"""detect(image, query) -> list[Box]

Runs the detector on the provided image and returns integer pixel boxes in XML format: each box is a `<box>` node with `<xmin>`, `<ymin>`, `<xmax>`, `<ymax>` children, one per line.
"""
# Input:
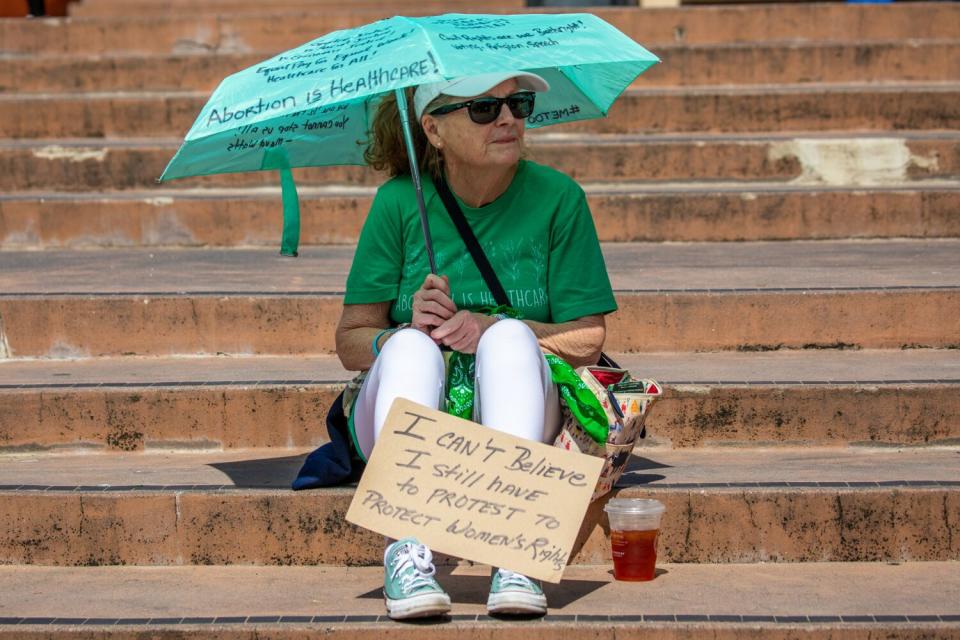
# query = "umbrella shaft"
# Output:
<box><xmin>395</xmin><ymin>88</ymin><xmax>438</xmax><ymax>275</ymax></box>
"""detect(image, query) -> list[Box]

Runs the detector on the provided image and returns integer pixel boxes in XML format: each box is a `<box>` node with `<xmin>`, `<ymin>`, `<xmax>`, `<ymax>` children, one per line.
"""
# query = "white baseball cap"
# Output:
<box><xmin>413</xmin><ymin>71</ymin><xmax>550</xmax><ymax>120</ymax></box>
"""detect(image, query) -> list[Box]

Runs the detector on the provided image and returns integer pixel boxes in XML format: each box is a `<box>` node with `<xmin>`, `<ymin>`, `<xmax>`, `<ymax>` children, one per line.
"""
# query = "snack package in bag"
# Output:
<box><xmin>554</xmin><ymin>366</ymin><xmax>662</xmax><ymax>500</ymax></box>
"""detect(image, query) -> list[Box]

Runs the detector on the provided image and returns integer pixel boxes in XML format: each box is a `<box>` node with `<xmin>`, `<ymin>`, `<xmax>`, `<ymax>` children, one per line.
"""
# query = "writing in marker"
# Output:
<box><xmin>396</xmin><ymin>448</ymin><xmax>430</xmax><ymax>470</ymax></box>
<box><xmin>505</xmin><ymin>446</ymin><xmax>587</xmax><ymax>486</ymax></box>
<box><xmin>361</xmin><ymin>489</ymin><xmax>441</xmax><ymax>528</ymax></box>
<box><xmin>485</xmin><ymin>474</ymin><xmax>547</xmax><ymax>502</ymax></box>
<box><xmin>436</xmin><ymin>432</ymin><xmax>479</xmax><ymax>456</ymax></box>
<box><xmin>392</xmin><ymin>410</ymin><xmax>434</xmax><ymax>441</ymax></box>
<box><xmin>206</xmin><ymin>96</ymin><xmax>297</xmax><ymax>127</ymax></box>
<box><xmin>431</xmin><ymin>462</ymin><xmax>485</xmax><ymax>488</ymax></box>
<box><xmin>425</xmin><ymin>488</ymin><xmax>524</xmax><ymax>520</ymax></box>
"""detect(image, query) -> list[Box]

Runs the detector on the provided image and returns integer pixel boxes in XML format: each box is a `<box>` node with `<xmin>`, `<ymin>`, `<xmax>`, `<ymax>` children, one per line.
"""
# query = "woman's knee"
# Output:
<box><xmin>378</xmin><ymin>328</ymin><xmax>444</xmax><ymax>375</ymax></box>
<box><xmin>477</xmin><ymin>318</ymin><xmax>540</xmax><ymax>362</ymax></box>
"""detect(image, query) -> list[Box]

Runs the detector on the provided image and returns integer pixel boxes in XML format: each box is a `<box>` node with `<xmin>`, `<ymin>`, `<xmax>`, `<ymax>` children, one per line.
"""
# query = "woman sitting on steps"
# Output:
<box><xmin>335</xmin><ymin>71</ymin><xmax>617</xmax><ymax>619</ymax></box>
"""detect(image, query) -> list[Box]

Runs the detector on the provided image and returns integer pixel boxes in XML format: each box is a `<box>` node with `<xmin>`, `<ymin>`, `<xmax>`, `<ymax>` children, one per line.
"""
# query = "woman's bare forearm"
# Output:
<box><xmin>336</xmin><ymin>326</ymin><xmax>388</xmax><ymax>371</ymax></box>
<box><xmin>335</xmin><ymin>302</ymin><xmax>391</xmax><ymax>371</ymax></box>
<box><xmin>522</xmin><ymin>314</ymin><xmax>606</xmax><ymax>368</ymax></box>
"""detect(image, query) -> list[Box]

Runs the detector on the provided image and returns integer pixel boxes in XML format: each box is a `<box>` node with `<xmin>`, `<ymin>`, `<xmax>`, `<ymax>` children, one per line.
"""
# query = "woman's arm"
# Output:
<box><xmin>336</xmin><ymin>275</ymin><xmax>459</xmax><ymax>371</ymax></box>
<box><xmin>335</xmin><ymin>302</ymin><xmax>391</xmax><ymax>371</ymax></box>
<box><xmin>523</xmin><ymin>313</ymin><xmax>606</xmax><ymax>369</ymax></box>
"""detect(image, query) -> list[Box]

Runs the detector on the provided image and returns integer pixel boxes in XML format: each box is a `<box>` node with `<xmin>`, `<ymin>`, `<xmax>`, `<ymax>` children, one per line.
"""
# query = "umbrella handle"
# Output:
<box><xmin>395</xmin><ymin>88</ymin><xmax>438</xmax><ymax>275</ymax></box>
<box><xmin>279</xmin><ymin>167</ymin><xmax>301</xmax><ymax>257</ymax></box>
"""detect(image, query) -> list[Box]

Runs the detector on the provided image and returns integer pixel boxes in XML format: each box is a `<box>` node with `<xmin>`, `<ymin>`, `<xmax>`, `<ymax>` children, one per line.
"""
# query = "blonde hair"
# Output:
<box><xmin>363</xmin><ymin>88</ymin><xmax>445</xmax><ymax>181</ymax></box>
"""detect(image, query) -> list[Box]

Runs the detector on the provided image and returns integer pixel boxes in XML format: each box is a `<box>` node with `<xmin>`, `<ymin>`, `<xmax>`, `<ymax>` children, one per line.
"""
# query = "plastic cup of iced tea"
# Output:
<box><xmin>603</xmin><ymin>498</ymin><xmax>665</xmax><ymax>582</ymax></box>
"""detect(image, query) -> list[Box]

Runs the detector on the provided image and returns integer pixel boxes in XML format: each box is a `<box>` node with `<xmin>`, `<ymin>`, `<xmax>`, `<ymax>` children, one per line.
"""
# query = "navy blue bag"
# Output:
<box><xmin>291</xmin><ymin>392</ymin><xmax>365</xmax><ymax>490</ymax></box>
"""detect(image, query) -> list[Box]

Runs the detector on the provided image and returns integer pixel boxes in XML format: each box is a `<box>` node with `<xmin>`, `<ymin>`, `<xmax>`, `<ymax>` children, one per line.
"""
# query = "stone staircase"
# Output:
<box><xmin>0</xmin><ymin>0</ymin><xmax>959</xmax><ymax>637</ymax></box>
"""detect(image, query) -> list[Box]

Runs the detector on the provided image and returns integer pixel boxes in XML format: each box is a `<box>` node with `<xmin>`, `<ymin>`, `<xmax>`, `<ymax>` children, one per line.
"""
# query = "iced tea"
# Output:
<box><xmin>610</xmin><ymin>528</ymin><xmax>659</xmax><ymax>581</ymax></box>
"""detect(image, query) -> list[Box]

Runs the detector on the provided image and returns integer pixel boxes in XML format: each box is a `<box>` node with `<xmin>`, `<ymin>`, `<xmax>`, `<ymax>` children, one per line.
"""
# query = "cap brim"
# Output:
<box><xmin>414</xmin><ymin>71</ymin><xmax>550</xmax><ymax>120</ymax></box>
<box><xmin>441</xmin><ymin>71</ymin><xmax>550</xmax><ymax>97</ymax></box>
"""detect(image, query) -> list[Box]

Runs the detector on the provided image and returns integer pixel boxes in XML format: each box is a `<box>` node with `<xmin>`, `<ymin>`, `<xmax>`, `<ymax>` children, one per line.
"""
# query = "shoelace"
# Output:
<box><xmin>389</xmin><ymin>543</ymin><xmax>437</xmax><ymax>592</ymax></box>
<box><xmin>497</xmin><ymin>569</ymin><xmax>538</xmax><ymax>590</ymax></box>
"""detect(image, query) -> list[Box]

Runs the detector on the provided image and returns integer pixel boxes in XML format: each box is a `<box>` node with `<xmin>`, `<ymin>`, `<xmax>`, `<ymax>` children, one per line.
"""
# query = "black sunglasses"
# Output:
<box><xmin>428</xmin><ymin>91</ymin><xmax>536</xmax><ymax>124</ymax></box>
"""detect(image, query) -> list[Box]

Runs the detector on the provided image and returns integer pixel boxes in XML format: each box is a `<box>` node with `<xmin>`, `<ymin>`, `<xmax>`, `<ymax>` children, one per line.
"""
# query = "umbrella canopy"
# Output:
<box><xmin>160</xmin><ymin>13</ymin><xmax>660</xmax><ymax>255</ymax></box>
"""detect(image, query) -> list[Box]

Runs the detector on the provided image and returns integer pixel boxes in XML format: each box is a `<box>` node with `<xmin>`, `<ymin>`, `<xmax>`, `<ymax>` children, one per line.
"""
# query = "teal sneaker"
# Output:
<box><xmin>383</xmin><ymin>538</ymin><xmax>451</xmax><ymax>620</ymax></box>
<box><xmin>487</xmin><ymin>568</ymin><xmax>548</xmax><ymax>615</ymax></box>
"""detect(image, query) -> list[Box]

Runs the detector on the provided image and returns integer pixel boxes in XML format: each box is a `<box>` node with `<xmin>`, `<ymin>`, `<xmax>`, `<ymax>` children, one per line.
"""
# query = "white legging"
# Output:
<box><xmin>353</xmin><ymin>319</ymin><xmax>562</xmax><ymax>460</ymax></box>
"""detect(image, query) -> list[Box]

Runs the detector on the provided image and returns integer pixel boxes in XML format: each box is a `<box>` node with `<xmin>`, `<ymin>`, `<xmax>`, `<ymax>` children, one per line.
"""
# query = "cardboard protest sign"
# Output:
<box><xmin>346</xmin><ymin>398</ymin><xmax>603</xmax><ymax>583</ymax></box>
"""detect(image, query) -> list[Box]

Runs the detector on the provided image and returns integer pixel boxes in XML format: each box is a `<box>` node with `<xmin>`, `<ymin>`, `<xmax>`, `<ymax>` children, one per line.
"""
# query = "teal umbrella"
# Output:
<box><xmin>159</xmin><ymin>13</ymin><xmax>660</xmax><ymax>258</ymax></box>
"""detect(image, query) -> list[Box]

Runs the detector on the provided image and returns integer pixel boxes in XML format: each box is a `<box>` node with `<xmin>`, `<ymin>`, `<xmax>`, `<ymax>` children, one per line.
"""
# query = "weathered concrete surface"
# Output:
<box><xmin>68</xmin><ymin>0</ymin><xmax>523</xmax><ymax>17</ymax></box>
<box><xmin>0</xmin><ymin>296</ymin><xmax>344</xmax><ymax>357</ymax></box>
<box><xmin>606</xmin><ymin>290</ymin><xmax>960</xmax><ymax>353</ymax></box>
<box><xmin>2</xmin><ymin>241</ymin><xmax>959</xmax><ymax>295</ymax></box>
<box><xmin>3</xmin><ymin>134</ymin><xmax>956</xmax><ymax>190</ymax></box>
<box><xmin>5</xmin><ymin>41</ymin><xmax>959</xmax><ymax>93</ymax></box>
<box><xmin>0</xmin><ymin>189</ymin><xmax>373</xmax><ymax>247</ymax></box>
<box><xmin>2</xmin><ymin>349</ymin><xmax>958</xmax><ymax>387</ymax></box>
<box><xmin>4</xmin><ymin>240</ymin><xmax>960</xmax><ymax>358</ymax></box>
<box><xmin>647</xmin><ymin>40</ymin><xmax>960</xmax><ymax>86</ymax></box>
<box><xmin>4</xmin><ymin>627</ymin><xmax>959</xmax><ymax>640</ymax></box>
<box><xmin>647</xmin><ymin>385</ymin><xmax>960</xmax><ymax>448</ymax></box>
<box><xmin>3</xmin><ymin>86</ymin><xmax>958</xmax><ymax>138</ymax></box>
<box><xmin>763</xmin><ymin>137</ymin><xmax>956</xmax><ymax>186</ymax></box>
<box><xmin>0</xmin><ymin>485</ymin><xmax>956</xmax><ymax>565</ymax></box>
<box><xmin>0</xmin><ymin>386</ymin><xmax>343</xmax><ymax>451</ymax></box>
<box><xmin>1</xmin><ymin>290</ymin><xmax>957</xmax><ymax>357</ymax></box>
<box><xmin>1</xmin><ymin>349</ymin><xmax>956</xmax><ymax>450</ymax></box>
<box><xmin>3</xmin><ymin>186</ymin><xmax>958</xmax><ymax>247</ymax></box>
<box><xmin>0</xmin><ymin>2</ymin><xmax>956</xmax><ymax>636</ymax></box>
<box><xmin>2</xmin><ymin>447</ymin><xmax>958</xmax><ymax>489</ymax></box>
<box><xmin>4</xmin><ymin>625</ymin><xmax>959</xmax><ymax>640</ymax></box>
<box><xmin>2</xmin><ymin>4</ymin><xmax>958</xmax><ymax>54</ymax></box>
<box><xmin>0</xmin><ymin>562</ymin><xmax>958</xmax><ymax>622</ymax></box>
<box><xmin>0</xmin><ymin>354</ymin><xmax>352</xmax><ymax>386</ymax></box>
<box><xmin>1</xmin><ymin>383</ymin><xmax>957</xmax><ymax>451</ymax></box>
<box><xmin>569</xmin><ymin>85</ymin><xmax>960</xmax><ymax>136</ymax></box>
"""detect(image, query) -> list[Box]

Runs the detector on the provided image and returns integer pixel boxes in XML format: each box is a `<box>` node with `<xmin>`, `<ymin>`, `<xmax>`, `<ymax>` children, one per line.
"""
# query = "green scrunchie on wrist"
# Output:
<box><xmin>371</xmin><ymin>327</ymin><xmax>394</xmax><ymax>357</ymax></box>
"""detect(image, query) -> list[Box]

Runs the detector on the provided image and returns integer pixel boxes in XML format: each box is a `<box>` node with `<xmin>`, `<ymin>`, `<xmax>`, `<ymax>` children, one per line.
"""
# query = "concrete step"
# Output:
<box><xmin>4</xmin><ymin>240</ymin><xmax>958</xmax><ymax>297</ymax></box>
<box><xmin>4</xmin><ymin>133</ymin><xmax>958</xmax><ymax>191</ymax></box>
<box><xmin>0</xmin><ymin>241</ymin><xmax>957</xmax><ymax>356</ymax></box>
<box><xmin>3</xmin><ymin>184</ymin><xmax>959</xmax><ymax>248</ymax></box>
<box><xmin>0</xmin><ymin>563</ymin><xmax>957</xmax><ymax>636</ymax></box>
<box><xmin>3</xmin><ymin>287</ymin><xmax>951</xmax><ymax>356</ymax></box>
<box><xmin>2</xmin><ymin>84</ymin><xmax>958</xmax><ymax>138</ymax></box>
<box><xmin>5</xmin><ymin>40</ymin><xmax>959</xmax><ymax>93</ymax></box>
<box><xmin>68</xmin><ymin>0</ymin><xmax>525</xmax><ymax>18</ymax></box>
<box><xmin>0</xmin><ymin>447</ymin><xmax>958</xmax><ymax>565</ymax></box>
<box><xmin>2</xmin><ymin>4</ymin><xmax>958</xmax><ymax>55</ymax></box>
<box><xmin>5</xmin><ymin>444</ymin><xmax>960</xmax><ymax>487</ymax></box>
<box><xmin>1</xmin><ymin>350</ymin><xmax>957</xmax><ymax>451</ymax></box>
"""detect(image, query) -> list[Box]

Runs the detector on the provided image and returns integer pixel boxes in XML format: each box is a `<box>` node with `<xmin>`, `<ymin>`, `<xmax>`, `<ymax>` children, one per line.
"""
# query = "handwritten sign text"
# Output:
<box><xmin>346</xmin><ymin>398</ymin><xmax>603</xmax><ymax>583</ymax></box>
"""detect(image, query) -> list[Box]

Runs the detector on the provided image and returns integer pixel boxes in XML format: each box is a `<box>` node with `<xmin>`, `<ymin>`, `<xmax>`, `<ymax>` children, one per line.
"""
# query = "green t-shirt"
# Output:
<box><xmin>344</xmin><ymin>160</ymin><xmax>617</xmax><ymax>324</ymax></box>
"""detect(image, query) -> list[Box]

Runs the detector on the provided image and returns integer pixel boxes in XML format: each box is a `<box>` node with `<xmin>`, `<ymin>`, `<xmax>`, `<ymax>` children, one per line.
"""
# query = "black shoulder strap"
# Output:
<box><xmin>434</xmin><ymin>174</ymin><xmax>510</xmax><ymax>307</ymax></box>
<box><xmin>434</xmin><ymin>174</ymin><xmax>615</xmax><ymax>370</ymax></box>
